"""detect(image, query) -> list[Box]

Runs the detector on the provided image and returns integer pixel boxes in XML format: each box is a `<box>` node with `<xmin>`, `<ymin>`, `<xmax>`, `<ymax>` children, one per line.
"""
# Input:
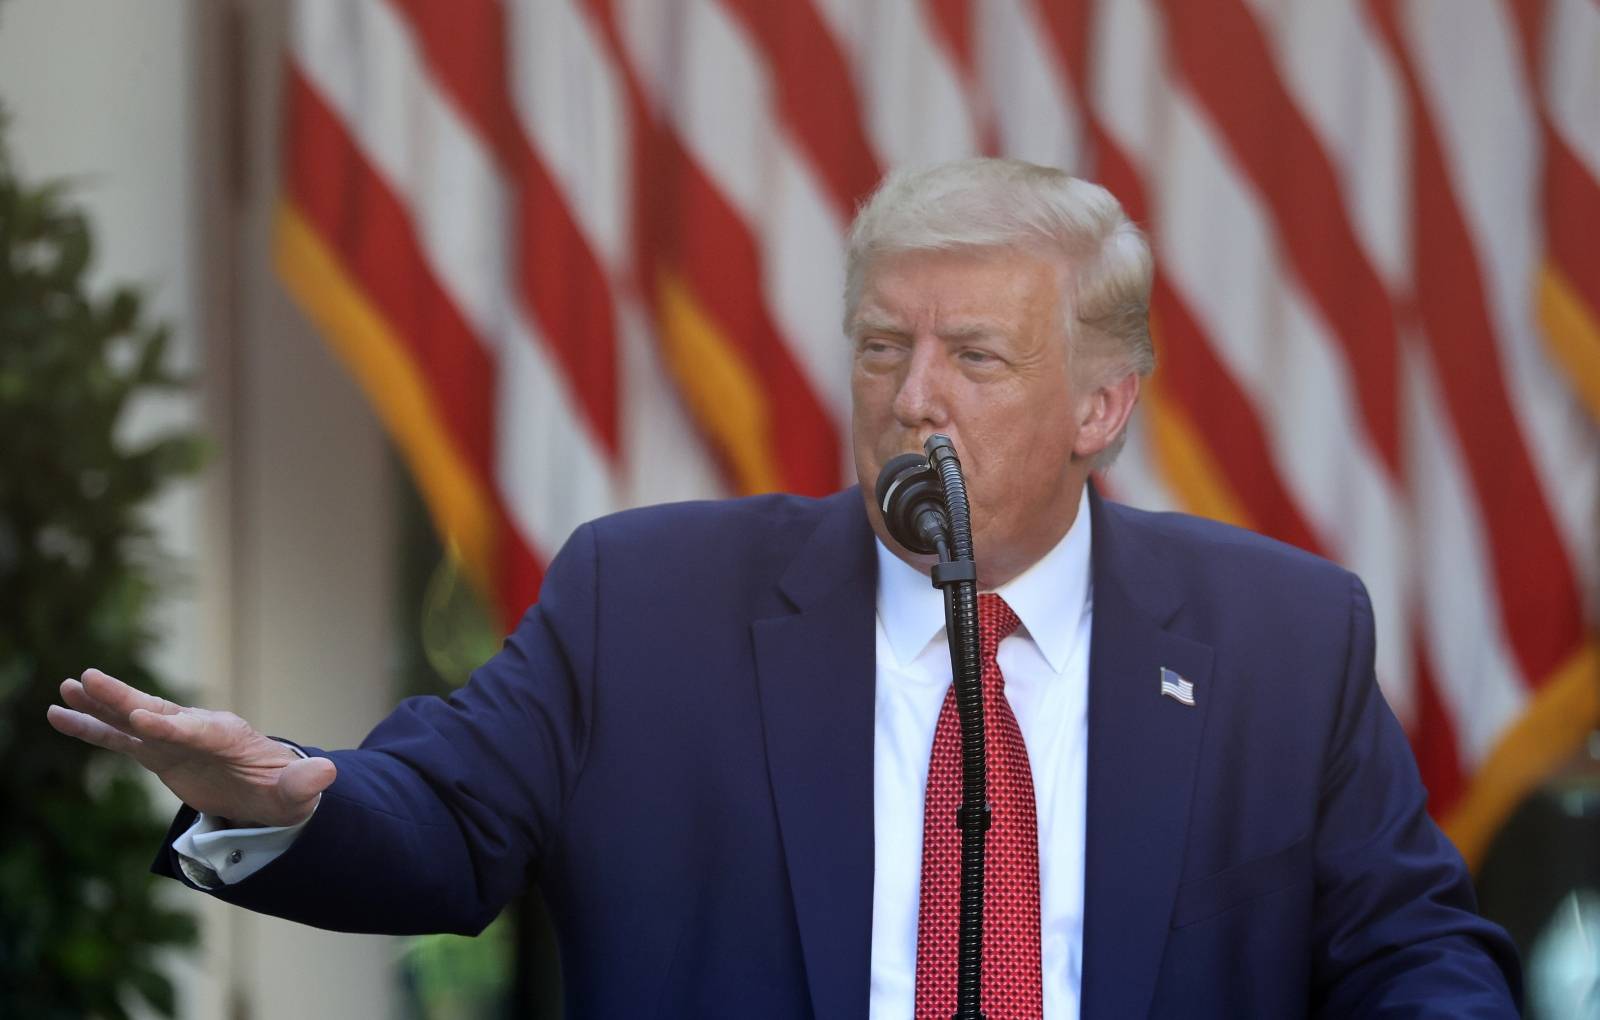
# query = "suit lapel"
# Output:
<box><xmin>750</xmin><ymin>486</ymin><xmax>1213</xmax><ymax>1018</ymax></box>
<box><xmin>753</xmin><ymin>491</ymin><xmax>878</xmax><ymax>1020</ymax></box>
<box><xmin>1079</xmin><ymin>490</ymin><xmax>1214</xmax><ymax>1019</ymax></box>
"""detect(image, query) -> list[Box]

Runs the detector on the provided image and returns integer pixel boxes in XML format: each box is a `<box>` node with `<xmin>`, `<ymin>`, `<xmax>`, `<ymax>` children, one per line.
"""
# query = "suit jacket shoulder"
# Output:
<box><xmin>1087</xmin><ymin>494</ymin><xmax>1519</xmax><ymax>1016</ymax></box>
<box><xmin>583</xmin><ymin>489</ymin><xmax>852</xmax><ymax>590</ymax></box>
<box><xmin>1092</xmin><ymin>497</ymin><xmax>1367</xmax><ymax>718</ymax></box>
<box><xmin>1096</xmin><ymin>497</ymin><xmax>1356</xmax><ymax>618</ymax></box>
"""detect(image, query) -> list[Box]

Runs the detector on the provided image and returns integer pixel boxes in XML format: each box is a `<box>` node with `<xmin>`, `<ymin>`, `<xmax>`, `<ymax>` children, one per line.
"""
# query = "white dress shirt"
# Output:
<box><xmin>870</xmin><ymin>487</ymin><xmax>1092</xmax><ymax>1020</ymax></box>
<box><xmin>172</xmin><ymin>741</ymin><xmax>315</xmax><ymax>888</ymax></box>
<box><xmin>178</xmin><ymin>490</ymin><xmax>1095</xmax><ymax>1018</ymax></box>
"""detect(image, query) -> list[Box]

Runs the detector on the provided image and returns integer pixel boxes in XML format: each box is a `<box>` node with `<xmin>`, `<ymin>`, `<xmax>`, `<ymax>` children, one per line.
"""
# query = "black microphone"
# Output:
<box><xmin>875</xmin><ymin>452</ymin><xmax>949</xmax><ymax>556</ymax></box>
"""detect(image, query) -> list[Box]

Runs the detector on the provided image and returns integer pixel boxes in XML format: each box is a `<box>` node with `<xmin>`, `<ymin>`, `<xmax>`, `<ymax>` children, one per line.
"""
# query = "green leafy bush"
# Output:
<box><xmin>0</xmin><ymin>115</ymin><xmax>204</xmax><ymax>1017</ymax></box>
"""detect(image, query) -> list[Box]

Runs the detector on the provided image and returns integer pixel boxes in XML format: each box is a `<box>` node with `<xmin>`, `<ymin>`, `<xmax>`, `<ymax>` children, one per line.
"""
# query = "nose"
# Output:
<box><xmin>891</xmin><ymin>338</ymin><xmax>952</xmax><ymax>430</ymax></box>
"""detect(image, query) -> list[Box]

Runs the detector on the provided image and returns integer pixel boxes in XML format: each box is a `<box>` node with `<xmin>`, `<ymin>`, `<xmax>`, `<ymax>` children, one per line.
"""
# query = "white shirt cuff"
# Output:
<box><xmin>171</xmin><ymin>741</ymin><xmax>320</xmax><ymax>889</ymax></box>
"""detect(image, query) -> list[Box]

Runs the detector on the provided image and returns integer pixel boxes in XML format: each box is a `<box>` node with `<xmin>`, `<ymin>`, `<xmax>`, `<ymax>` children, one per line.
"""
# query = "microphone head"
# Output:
<box><xmin>874</xmin><ymin>453</ymin><xmax>929</xmax><ymax>512</ymax></box>
<box><xmin>875</xmin><ymin>453</ymin><xmax>946</xmax><ymax>555</ymax></box>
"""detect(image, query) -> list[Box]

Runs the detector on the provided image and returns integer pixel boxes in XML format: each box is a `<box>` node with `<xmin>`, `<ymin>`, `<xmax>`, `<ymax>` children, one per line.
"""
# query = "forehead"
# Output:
<box><xmin>850</xmin><ymin>247</ymin><xmax>1065</xmax><ymax>334</ymax></box>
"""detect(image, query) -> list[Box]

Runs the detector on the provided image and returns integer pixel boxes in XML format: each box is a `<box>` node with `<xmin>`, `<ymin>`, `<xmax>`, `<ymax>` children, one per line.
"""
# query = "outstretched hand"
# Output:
<box><xmin>46</xmin><ymin>668</ymin><xmax>336</xmax><ymax>827</ymax></box>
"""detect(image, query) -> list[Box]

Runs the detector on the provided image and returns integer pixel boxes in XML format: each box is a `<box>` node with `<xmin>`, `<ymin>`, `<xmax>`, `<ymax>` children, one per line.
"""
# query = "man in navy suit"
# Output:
<box><xmin>50</xmin><ymin>159</ymin><xmax>1518</xmax><ymax>1017</ymax></box>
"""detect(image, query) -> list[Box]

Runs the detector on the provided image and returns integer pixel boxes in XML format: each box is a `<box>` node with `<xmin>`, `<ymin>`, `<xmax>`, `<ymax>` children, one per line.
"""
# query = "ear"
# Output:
<box><xmin>1072</xmin><ymin>371</ymin><xmax>1141</xmax><ymax>460</ymax></box>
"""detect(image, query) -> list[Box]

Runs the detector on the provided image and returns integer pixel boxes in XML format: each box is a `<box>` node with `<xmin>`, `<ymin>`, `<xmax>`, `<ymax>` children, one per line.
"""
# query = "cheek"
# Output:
<box><xmin>963</xmin><ymin>414</ymin><xmax>1068</xmax><ymax>509</ymax></box>
<box><xmin>851</xmin><ymin>368</ymin><xmax>901</xmax><ymax>427</ymax></box>
<box><xmin>849</xmin><ymin>360</ymin><xmax>877</xmax><ymax>401</ymax></box>
<box><xmin>850</xmin><ymin>379</ymin><xmax>893</xmax><ymax>461</ymax></box>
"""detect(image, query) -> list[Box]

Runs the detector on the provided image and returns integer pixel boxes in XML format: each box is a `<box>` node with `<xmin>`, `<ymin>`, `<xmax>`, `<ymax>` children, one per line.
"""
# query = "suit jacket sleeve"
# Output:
<box><xmin>151</xmin><ymin>521</ymin><xmax>602</xmax><ymax>936</ymax></box>
<box><xmin>1310</xmin><ymin>575</ymin><xmax>1521</xmax><ymax>1016</ymax></box>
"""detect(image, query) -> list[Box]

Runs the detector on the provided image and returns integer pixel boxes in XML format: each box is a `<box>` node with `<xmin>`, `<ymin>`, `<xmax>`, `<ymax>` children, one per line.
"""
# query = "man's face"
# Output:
<box><xmin>850</xmin><ymin>246</ymin><xmax>1100</xmax><ymax>586</ymax></box>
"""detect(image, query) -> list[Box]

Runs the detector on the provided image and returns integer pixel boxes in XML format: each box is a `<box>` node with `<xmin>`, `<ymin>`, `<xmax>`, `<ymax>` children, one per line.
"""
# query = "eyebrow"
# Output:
<box><xmin>847</xmin><ymin>314</ymin><xmax>907</xmax><ymax>338</ymax></box>
<box><xmin>939</xmin><ymin>324</ymin><xmax>1003</xmax><ymax>342</ymax></box>
<box><xmin>848</xmin><ymin>316</ymin><xmax>1007</xmax><ymax>342</ymax></box>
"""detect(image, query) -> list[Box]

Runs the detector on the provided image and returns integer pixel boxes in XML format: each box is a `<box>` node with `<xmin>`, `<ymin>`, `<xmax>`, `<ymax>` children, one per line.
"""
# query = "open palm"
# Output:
<box><xmin>46</xmin><ymin>668</ymin><xmax>335</xmax><ymax>827</ymax></box>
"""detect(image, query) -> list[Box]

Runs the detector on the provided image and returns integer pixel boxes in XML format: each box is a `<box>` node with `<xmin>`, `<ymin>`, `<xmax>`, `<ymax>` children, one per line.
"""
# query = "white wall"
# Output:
<box><xmin>0</xmin><ymin>1</ymin><xmax>400</xmax><ymax>1017</ymax></box>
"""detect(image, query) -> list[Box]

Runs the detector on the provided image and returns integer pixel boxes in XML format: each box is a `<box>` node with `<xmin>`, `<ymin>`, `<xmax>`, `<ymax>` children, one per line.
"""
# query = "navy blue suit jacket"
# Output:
<box><xmin>158</xmin><ymin>486</ymin><xmax>1519</xmax><ymax>1017</ymax></box>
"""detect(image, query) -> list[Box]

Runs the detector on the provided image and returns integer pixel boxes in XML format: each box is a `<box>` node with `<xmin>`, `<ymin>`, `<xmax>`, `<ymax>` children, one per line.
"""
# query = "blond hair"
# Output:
<box><xmin>845</xmin><ymin>159</ymin><xmax>1155</xmax><ymax>462</ymax></box>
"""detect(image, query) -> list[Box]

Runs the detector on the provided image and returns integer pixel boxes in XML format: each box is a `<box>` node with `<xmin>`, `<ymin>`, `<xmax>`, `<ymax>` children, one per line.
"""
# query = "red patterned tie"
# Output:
<box><xmin>914</xmin><ymin>593</ymin><xmax>1043</xmax><ymax>1019</ymax></box>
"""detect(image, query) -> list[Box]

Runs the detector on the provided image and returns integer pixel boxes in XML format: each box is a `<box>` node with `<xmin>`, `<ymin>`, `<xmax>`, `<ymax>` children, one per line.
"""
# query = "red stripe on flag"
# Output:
<box><xmin>1501</xmin><ymin>0</ymin><xmax>1600</xmax><ymax>318</ymax></box>
<box><xmin>1544</xmin><ymin>141</ymin><xmax>1600</xmax><ymax>318</ymax></box>
<box><xmin>496</xmin><ymin>509</ymin><xmax>546</xmax><ymax>629</ymax></box>
<box><xmin>925</xmin><ymin>0</ymin><xmax>1000</xmax><ymax>156</ymax></box>
<box><xmin>1365</xmin><ymin>0</ymin><xmax>1584</xmax><ymax>686</ymax></box>
<box><xmin>1411</xmin><ymin>640</ymin><xmax>1466</xmax><ymax>819</ymax></box>
<box><xmin>385</xmin><ymin>0</ymin><xmax>517</xmax><ymax>163</ymax></box>
<box><xmin>389</xmin><ymin>0</ymin><xmax>623</xmax><ymax>457</ymax></box>
<box><xmin>720</xmin><ymin>0</ymin><xmax>883</xmax><ymax>219</ymax></box>
<box><xmin>1037</xmin><ymin>1</ymin><xmax>1323</xmax><ymax>554</ymax></box>
<box><xmin>925</xmin><ymin>0</ymin><xmax>976</xmax><ymax>75</ymax></box>
<box><xmin>646</xmin><ymin>129</ymin><xmax>845</xmax><ymax>496</ymax></box>
<box><xmin>587</xmin><ymin>0</ymin><xmax>844</xmax><ymax>496</ymax></box>
<box><xmin>287</xmin><ymin>65</ymin><xmax>547</xmax><ymax>617</ymax></box>
<box><xmin>513</xmin><ymin>145</ymin><xmax>625</xmax><ymax>454</ymax></box>
<box><xmin>1499</xmin><ymin>0</ymin><xmax>1545</xmax><ymax>106</ymax></box>
<box><xmin>1030</xmin><ymin>0</ymin><xmax>1092</xmax><ymax>98</ymax></box>
<box><xmin>284</xmin><ymin>67</ymin><xmax>496</xmax><ymax>485</ymax></box>
<box><xmin>1159</xmin><ymin>0</ymin><xmax>1403</xmax><ymax>476</ymax></box>
<box><xmin>1151</xmin><ymin>275</ymin><xmax>1323</xmax><ymax>554</ymax></box>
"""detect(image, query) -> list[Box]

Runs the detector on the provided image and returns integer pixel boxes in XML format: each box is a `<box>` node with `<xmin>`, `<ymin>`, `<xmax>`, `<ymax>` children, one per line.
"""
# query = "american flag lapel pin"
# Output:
<box><xmin>1159</xmin><ymin>666</ymin><xmax>1196</xmax><ymax>707</ymax></box>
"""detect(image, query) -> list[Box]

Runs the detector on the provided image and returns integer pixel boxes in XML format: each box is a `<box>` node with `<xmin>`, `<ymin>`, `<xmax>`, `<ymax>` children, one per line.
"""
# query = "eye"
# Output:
<box><xmin>958</xmin><ymin>348</ymin><xmax>998</xmax><ymax>365</ymax></box>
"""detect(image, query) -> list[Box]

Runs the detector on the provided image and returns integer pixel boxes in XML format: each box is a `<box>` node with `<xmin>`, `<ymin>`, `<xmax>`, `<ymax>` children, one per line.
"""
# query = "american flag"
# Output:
<box><xmin>1159</xmin><ymin>668</ymin><xmax>1196</xmax><ymax>708</ymax></box>
<box><xmin>275</xmin><ymin>0</ymin><xmax>1599</xmax><ymax>870</ymax></box>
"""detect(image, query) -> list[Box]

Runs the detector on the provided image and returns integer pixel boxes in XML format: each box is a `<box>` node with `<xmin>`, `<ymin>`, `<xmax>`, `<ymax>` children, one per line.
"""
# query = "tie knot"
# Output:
<box><xmin>978</xmin><ymin>592</ymin><xmax>1022</xmax><ymax>653</ymax></box>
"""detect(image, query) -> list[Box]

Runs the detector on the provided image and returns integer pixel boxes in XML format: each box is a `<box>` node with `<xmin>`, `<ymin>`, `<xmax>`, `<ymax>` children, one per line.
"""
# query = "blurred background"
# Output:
<box><xmin>0</xmin><ymin>0</ymin><xmax>1595</xmax><ymax>1017</ymax></box>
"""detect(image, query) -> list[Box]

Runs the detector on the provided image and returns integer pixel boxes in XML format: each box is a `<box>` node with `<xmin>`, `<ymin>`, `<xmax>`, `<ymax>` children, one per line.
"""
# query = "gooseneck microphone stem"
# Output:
<box><xmin>874</xmin><ymin>437</ymin><xmax>988</xmax><ymax>1020</ymax></box>
<box><xmin>925</xmin><ymin>436</ymin><xmax>987</xmax><ymax>1020</ymax></box>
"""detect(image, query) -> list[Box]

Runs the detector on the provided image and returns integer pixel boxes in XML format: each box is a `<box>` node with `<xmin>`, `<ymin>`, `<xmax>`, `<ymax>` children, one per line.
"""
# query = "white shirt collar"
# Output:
<box><xmin>874</xmin><ymin>486</ymin><xmax>1094</xmax><ymax>673</ymax></box>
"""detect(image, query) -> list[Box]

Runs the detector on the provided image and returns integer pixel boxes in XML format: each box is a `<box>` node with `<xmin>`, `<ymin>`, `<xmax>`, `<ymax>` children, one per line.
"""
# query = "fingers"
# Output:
<box><xmin>46</xmin><ymin>704</ymin><xmax>145</xmax><ymax>756</ymax></box>
<box><xmin>80</xmin><ymin>667</ymin><xmax>182</xmax><ymax>720</ymax></box>
<box><xmin>61</xmin><ymin>678</ymin><xmax>136</xmax><ymax>734</ymax></box>
<box><xmin>126</xmin><ymin>707</ymin><xmax>212</xmax><ymax>747</ymax></box>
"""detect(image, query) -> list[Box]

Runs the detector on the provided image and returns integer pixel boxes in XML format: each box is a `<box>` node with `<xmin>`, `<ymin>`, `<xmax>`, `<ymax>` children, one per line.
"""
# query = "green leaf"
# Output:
<box><xmin>0</xmin><ymin>118</ymin><xmax>199</xmax><ymax>1015</ymax></box>
<box><xmin>48</xmin><ymin>212</ymin><xmax>91</xmax><ymax>284</ymax></box>
<box><xmin>105</xmin><ymin>287</ymin><xmax>140</xmax><ymax>334</ymax></box>
<box><xmin>130</xmin><ymin>966</ymin><xmax>178</xmax><ymax>1016</ymax></box>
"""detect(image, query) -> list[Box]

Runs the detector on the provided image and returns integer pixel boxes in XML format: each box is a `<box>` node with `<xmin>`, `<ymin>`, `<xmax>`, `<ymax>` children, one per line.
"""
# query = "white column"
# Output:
<box><xmin>0</xmin><ymin>1</ymin><xmax>401</xmax><ymax>1017</ymax></box>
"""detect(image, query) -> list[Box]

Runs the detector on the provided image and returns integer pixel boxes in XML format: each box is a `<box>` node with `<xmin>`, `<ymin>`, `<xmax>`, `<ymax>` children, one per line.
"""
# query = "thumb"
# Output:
<box><xmin>276</xmin><ymin>756</ymin><xmax>337</xmax><ymax>812</ymax></box>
